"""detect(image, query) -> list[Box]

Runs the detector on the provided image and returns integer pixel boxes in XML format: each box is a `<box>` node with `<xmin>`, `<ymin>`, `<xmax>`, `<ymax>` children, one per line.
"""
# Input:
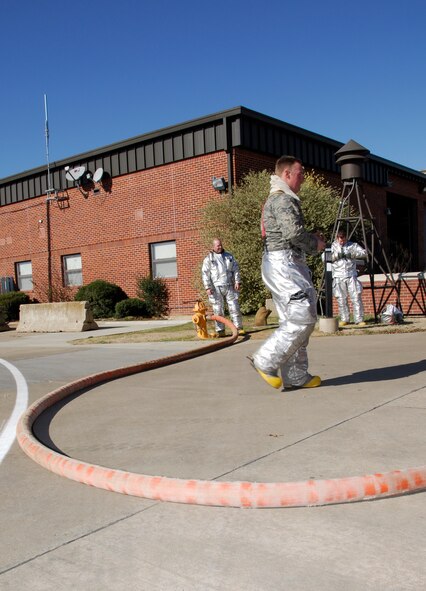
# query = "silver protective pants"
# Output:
<box><xmin>253</xmin><ymin>250</ymin><xmax>317</xmax><ymax>386</ymax></box>
<box><xmin>333</xmin><ymin>276</ymin><xmax>364</xmax><ymax>323</ymax></box>
<box><xmin>208</xmin><ymin>285</ymin><xmax>243</xmax><ymax>331</ymax></box>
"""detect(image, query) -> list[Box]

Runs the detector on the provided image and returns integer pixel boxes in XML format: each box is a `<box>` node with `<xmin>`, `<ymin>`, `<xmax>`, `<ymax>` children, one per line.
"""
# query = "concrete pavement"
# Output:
<box><xmin>0</xmin><ymin>320</ymin><xmax>425</xmax><ymax>589</ymax></box>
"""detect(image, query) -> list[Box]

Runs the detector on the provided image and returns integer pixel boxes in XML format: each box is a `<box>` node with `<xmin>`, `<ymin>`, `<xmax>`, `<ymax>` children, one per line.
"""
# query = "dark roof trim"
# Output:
<box><xmin>1</xmin><ymin>107</ymin><xmax>425</xmax><ymax>206</ymax></box>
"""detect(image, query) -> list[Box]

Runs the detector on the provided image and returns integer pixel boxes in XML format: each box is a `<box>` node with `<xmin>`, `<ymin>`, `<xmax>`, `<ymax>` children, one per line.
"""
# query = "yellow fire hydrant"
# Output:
<box><xmin>192</xmin><ymin>300</ymin><xmax>210</xmax><ymax>339</ymax></box>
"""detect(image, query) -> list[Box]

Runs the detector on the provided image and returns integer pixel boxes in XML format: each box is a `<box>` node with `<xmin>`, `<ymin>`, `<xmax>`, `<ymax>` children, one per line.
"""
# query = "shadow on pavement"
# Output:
<box><xmin>325</xmin><ymin>359</ymin><xmax>426</xmax><ymax>387</ymax></box>
<box><xmin>32</xmin><ymin>389</ymin><xmax>91</xmax><ymax>455</ymax></box>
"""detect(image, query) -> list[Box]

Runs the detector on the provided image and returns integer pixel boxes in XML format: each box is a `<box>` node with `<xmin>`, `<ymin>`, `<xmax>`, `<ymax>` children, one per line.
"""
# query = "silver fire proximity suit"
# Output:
<box><xmin>252</xmin><ymin>182</ymin><xmax>320</xmax><ymax>387</ymax></box>
<box><xmin>331</xmin><ymin>239</ymin><xmax>367</xmax><ymax>323</ymax></box>
<box><xmin>201</xmin><ymin>250</ymin><xmax>243</xmax><ymax>332</ymax></box>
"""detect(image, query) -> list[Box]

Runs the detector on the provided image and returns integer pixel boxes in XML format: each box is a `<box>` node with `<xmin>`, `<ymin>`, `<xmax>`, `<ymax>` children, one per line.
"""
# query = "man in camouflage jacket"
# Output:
<box><xmin>250</xmin><ymin>156</ymin><xmax>325</xmax><ymax>390</ymax></box>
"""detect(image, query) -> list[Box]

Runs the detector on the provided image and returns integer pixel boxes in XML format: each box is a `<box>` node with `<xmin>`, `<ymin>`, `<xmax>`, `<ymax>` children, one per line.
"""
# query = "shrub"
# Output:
<box><xmin>301</xmin><ymin>171</ymin><xmax>341</xmax><ymax>290</ymax></box>
<box><xmin>0</xmin><ymin>291</ymin><xmax>31</xmax><ymax>321</ymax></box>
<box><xmin>198</xmin><ymin>170</ymin><xmax>270</xmax><ymax>314</ymax></box>
<box><xmin>137</xmin><ymin>276</ymin><xmax>169</xmax><ymax>317</ymax></box>
<box><xmin>75</xmin><ymin>280</ymin><xmax>128</xmax><ymax>318</ymax></box>
<box><xmin>115</xmin><ymin>298</ymin><xmax>148</xmax><ymax>318</ymax></box>
<box><xmin>199</xmin><ymin>169</ymin><xmax>342</xmax><ymax>312</ymax></box>
<box><xmin>32</xmin><ymin>269</ymin><xmax>74</xmax><ymax>303</ymax></box>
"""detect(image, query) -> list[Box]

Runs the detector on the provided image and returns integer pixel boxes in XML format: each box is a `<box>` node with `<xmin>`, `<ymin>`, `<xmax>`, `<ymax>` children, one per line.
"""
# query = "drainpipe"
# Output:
<box><xmin>223</xmin><ymin>116</ymin><xmax>234</xmax><ymax>193</ymax></box>
<box><xmin>45</xmin><ymin>197</ymin><xmax>54</xmax><ymax>302</ymax></box>
<box><xmin>227</xmin><ymin>151</ymin><xmax>233</xmax><ymax>194</ymax></box>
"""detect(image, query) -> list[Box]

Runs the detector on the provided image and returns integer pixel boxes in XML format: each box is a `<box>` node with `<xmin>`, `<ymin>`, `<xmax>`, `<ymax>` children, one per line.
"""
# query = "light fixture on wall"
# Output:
<box><xmin>212</xmin><ymin>176</ymin><xmax>227</xmax><ymax>192</ymax></box>
<box><xmin>384</xmin><ymin>207</ymin><xmax>392</xmax><ymax>216</ymax></box>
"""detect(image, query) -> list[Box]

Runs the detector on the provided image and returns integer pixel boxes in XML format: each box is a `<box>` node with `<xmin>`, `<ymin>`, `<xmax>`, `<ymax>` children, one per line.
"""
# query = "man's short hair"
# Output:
<box><xmin>275</xmin><ymin>155</ymin><xmax>302</xmax><ymax>176</ymax></box>
<box><xmin>336</xmin><ymin>230</ymin><xmax>347</xmax><ymax>238</ymax></box>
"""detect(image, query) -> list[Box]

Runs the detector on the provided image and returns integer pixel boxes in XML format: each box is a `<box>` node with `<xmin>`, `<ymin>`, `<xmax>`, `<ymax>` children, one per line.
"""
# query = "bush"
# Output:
<box><xmin>137</xmin><ymin>276</ymin><xmax>169</xmax><ymax>317</ymax></box>
<box><xmin>199</xmin><ymin>170</ymin><xmax>270</xmax><ymax>314</ymax></box>
<box><xmin>0</xmin><ymin>291</ymin><xmax>31</xmax><ymax>321</ymax></box>
<box><xmin>32</xmin><ymin>269</ymin><xmax>74</xmax><ymax>303</ymax></box>
<box><xmin>301</xmin><ymin>171</ymin><xmax>341</xmax><ymax>290</ymax></box>
<box><xmin>115</xmin><ymin>298</ymin><xmax>148</xmax><ymax>318</ymax></box>
<box><xmin>75</xmin><ymin>280</ymin><xmax>128</xmax><ymax>318</ymax></box>
<box><xmin>199</xmin><ymin>169</ymin><xmax>342</xmax><ymax>312</ymax></box>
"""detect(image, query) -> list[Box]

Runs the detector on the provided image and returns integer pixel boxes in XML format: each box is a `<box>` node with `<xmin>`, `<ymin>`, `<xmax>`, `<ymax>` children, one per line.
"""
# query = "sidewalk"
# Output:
<box><xmin>0</xmin><ymin>321</ymin><xmax>425</xmax><ymax>589</ymax></box>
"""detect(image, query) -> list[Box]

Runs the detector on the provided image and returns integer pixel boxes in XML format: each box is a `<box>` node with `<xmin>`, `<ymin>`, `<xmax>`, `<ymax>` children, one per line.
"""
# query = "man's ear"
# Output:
<box><xmin>283</xmin><ymin>167</ymin><xmax>291</xmax><ymax>181</ymax></box>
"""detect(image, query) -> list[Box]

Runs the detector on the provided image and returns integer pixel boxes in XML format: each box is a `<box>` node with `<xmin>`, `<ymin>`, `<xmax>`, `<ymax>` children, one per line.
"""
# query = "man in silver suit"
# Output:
<box><xmin>250</xmin><ymin>156</ymin><xmax>325</xmax><ymax>390</ymax></box>
<box><xmin>331</xmin><ymin>230</ymin><xmax>367</xmax><ymax>327</ymax></box>
<box><xmin>201</xmin><ymin>238</ymin><xmax>245</xmax><ymax>336</ymax></box>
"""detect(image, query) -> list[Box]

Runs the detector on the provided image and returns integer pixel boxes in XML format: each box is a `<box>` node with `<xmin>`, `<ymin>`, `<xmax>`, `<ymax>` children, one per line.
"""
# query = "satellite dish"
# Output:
<box><xmin>65</xmin><ymin>165</ymin><xmax>86</xmax><ymax>182</ymax></box>
<box><xmin>93</xmin><ymin>167</ymin><xmax>104</xmax><ymax>183</ymax></box>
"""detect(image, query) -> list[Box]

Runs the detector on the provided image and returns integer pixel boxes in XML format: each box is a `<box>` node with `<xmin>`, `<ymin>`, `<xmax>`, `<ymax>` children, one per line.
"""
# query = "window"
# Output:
<box><xmin>150</xmin><ymin>241</ymin><xmax>177</xmax><ymax>278</ymax></box>
<box><xmin>62</xmin><ymin>254</ymin><xmax>83</xmax><ymax>286</ymax></box>
<box><xmin>15</xmin><ymin>261</ymin><xmax>33</xmax><ymax>291</ymax></box>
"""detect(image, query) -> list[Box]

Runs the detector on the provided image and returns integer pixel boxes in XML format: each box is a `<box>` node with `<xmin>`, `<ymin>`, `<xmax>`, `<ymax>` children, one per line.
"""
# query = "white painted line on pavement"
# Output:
<box><xmin>0</xmin><ymin>358</ymin><xmax>29</xmax><ymax>464</ymax></box>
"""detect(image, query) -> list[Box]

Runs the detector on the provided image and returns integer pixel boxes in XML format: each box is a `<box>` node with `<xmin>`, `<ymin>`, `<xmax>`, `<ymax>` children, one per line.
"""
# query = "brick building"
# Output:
<box><xmin>0</xmin><ymin>106</ymin><xmax>425</xmax><ymax>315</ymax></box>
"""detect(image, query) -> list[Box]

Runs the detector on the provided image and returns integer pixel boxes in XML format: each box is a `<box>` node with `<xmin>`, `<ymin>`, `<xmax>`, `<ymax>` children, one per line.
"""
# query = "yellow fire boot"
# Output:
<box><xmin>247</xmin><ymin>357</ymin><xmax>283</xmax><ymax>390</ymax></box>
<box><xmin>301</xmin><ymin>375</ymin><xmax>322</xmax><ymax>388</ymax></box>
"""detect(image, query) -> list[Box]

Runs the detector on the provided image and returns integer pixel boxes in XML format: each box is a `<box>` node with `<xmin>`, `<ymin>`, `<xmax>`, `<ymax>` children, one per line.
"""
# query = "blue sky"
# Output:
<box><xmin>1</xmin><ymin>0</ymin><xmax>425</xmax><ymax>179</ymax></box>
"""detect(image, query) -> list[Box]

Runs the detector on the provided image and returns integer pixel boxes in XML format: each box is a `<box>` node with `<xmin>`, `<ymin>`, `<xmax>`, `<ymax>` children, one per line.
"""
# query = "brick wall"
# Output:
<box><xmin>0</xmin><ymin>152</ymin><xmax>229</xmax><ymax>314</ymax></box>
<box><xmin>1</xmin><ymin>146</ymin><xmax>425</xmax><ymax>317</ymax></box>
<box><xmin>233</xmin><ymin>149</ymin><xmax>276</xmax><ymax>183</ymax></box>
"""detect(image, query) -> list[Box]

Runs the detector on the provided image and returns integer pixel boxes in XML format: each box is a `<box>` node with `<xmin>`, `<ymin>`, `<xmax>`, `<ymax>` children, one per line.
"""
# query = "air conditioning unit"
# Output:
<box><xmin>0</xmin><ymin>277</ymin><xmax>16</xmax><ymax>293</ymax></box>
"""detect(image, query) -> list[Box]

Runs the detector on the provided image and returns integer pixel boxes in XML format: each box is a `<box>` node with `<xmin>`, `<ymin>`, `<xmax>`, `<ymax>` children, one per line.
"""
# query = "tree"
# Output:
<box><xmin>300</xmin><ymin>171</ymin><xmax>341</xmax><ymax>291</ymax></box>
<box><xmin>199</xmin><ymin>171</ymin><xmax>269</xmax><ymax>314</ymax></box>
<box><xmin>198</xmin><ymin>170</ymin><xmax>341</xmax><ymax>313</ymax></box>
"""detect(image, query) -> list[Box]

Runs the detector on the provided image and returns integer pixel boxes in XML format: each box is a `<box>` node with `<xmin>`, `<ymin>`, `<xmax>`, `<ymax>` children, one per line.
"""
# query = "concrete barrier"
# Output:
<box><xmin>17</xmin><ymin>301</ymin><xmax>98</xmax><ymax>333</ymax></box>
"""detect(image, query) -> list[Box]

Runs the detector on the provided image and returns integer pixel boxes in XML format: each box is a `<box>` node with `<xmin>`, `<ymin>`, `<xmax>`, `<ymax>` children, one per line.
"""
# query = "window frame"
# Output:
<box><xmin>62</xmin><ymin>253</ymin><xmax>83</xmax><ymax>287</ymax></box>
<box><xmin>15</xmin><ymin>260</ymin><xmax>33</xmax><ymax>291</ymax></box>
<box><xmin>150</xmin><ymin>241</ymin><xmax>177</xmax><ymax>279</ymax></box>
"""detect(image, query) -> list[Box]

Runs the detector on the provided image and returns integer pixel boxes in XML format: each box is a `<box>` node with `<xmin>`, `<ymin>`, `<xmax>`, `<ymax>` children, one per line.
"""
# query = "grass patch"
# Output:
<box><xmin>71</xmin><ymin>315</ymin><xmax>426</xmax><ymax>345</ymax></box>
<box><xmin>71</xmin><ymin>322</ymin><xmax>198</xmax><ymax>345</ymax></box>
<box><xmin>140</xmin><ymin>321</ymin><xmax>195</xmax><ymax>334</ymax></box>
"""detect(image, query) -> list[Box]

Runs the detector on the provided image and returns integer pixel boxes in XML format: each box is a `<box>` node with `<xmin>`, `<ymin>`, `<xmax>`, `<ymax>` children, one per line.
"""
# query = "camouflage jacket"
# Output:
<box><xmin>262</xmin><ymin>191</ymin><xmax>318</xmax><ymax>256</ymax></box>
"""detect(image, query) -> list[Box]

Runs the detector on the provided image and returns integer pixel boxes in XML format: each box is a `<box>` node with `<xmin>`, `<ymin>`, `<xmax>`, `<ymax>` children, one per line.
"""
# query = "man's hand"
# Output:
<box><xmin>206</xmin><ymin>288</ymin><xmax>213</xmax><ymax>296</ymax></box>
<box><xmin>234</xmin><ymin>282</ymin><xmax>241</xmax><ymax>291</ymax></box>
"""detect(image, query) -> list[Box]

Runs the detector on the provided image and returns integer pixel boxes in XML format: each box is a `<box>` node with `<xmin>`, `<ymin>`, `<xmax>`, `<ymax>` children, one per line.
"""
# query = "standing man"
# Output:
<box><xmin>250</xmin><ymin>156</ymin><xmax>325</xmax><ymax>390</ymax></box>
<box><xmin>331</xmin><ymin>230</ymin><xmax>367</xmax><ymax>327</ymax></box>
<box><xmin>202</xmin><ymin>238</ymin><xmax>245</xmax><ymax>336</ymax></box>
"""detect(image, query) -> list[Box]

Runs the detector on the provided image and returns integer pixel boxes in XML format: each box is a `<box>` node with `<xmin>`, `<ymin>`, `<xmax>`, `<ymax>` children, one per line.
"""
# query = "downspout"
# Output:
<box><xmin>223</xmin><ymin>116</ymin><xmax>234</xmax><ymax>193</ymax></box>
<box><xmin>227</xmin><ymin>151</ymin><xmax>233</xmax><ymax>195</ymax></box>
<box><xmin>45</xmin><ymin>198</ymin><xmax>53</xmax><ymax>302</ymax></box>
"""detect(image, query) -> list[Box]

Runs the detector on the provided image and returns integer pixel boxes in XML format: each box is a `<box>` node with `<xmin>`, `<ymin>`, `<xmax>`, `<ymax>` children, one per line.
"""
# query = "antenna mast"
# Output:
<box><xmin>44</xmin><ymin>93</ymin><xmax>54</xmax><ymax>195</ymax></box>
